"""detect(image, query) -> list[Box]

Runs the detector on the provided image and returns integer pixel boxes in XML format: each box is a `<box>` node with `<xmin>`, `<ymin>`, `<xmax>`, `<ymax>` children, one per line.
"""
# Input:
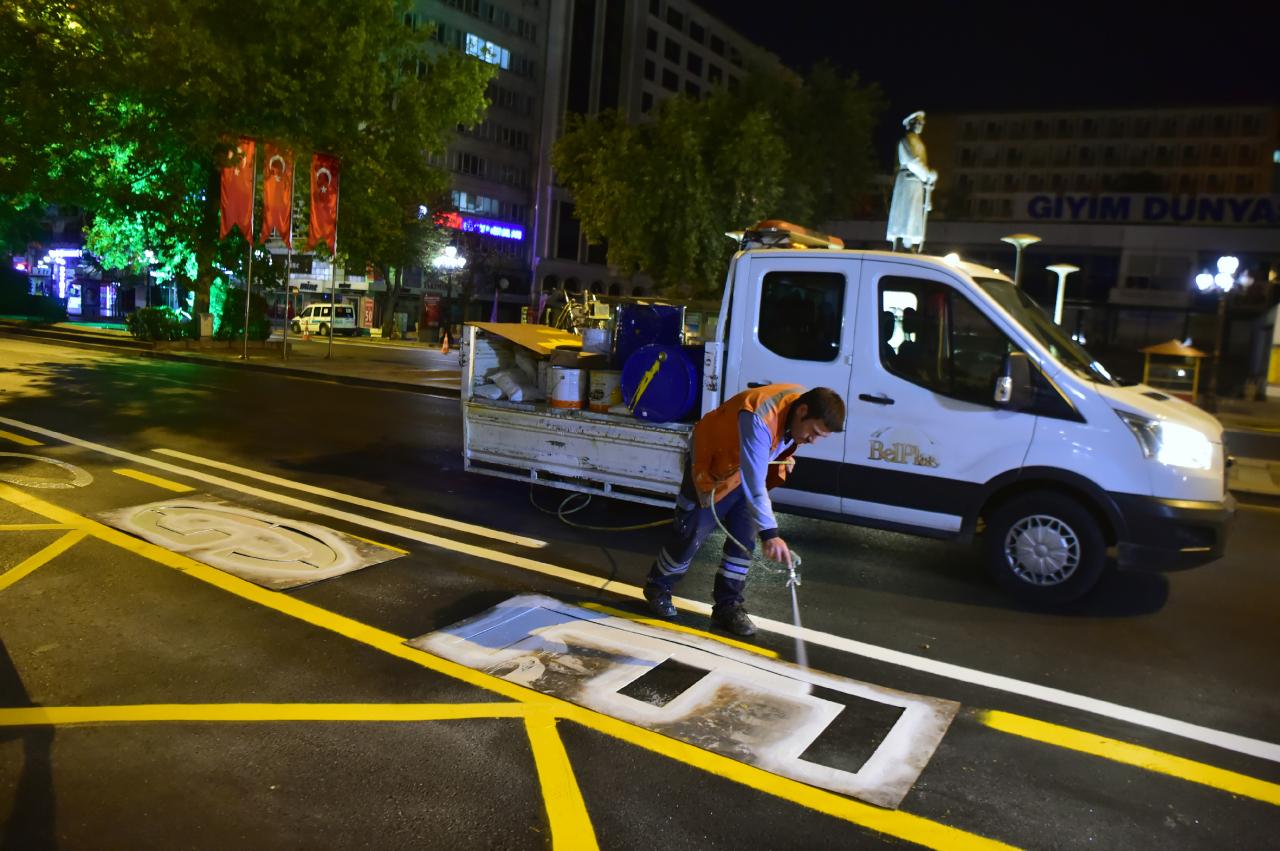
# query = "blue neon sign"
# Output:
<box><xmin>460</xmin><ymin>215</ymin><xmax>524</xmax><ymax>241</ymax></box>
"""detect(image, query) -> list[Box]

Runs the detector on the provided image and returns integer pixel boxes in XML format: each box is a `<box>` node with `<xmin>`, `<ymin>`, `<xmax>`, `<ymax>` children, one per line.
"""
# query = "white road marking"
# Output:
<box><xmin>3</xmin><ymin>414</ymin><xmax>1278</xmax><ymax>766</ymax></box>
<box><xmin>151</xmin><ymin>447</ymin><xmax>542</xmax><ymax>548</ymax></box>
<box><xmin>0</xmin><ymin>416</ymin><xmax>543</xmax><ymax>549</ymax></box>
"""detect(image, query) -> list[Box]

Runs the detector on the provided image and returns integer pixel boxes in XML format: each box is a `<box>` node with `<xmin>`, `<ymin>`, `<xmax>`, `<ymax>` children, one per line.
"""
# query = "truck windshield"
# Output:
<box><xmin>976</xmin><ymin>278</ymin><xmax>1116</xmax><ymax>385</ymax></box>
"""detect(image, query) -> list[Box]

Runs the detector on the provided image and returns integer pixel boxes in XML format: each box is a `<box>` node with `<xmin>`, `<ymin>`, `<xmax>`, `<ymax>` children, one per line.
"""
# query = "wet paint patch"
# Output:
<box><xmin>95</xmin><ymin>497</ymin><xmax>403</xmax><ymax>589</ymax></box>
<box><xmin>409</xmin><ymin>594</ymin><xmax>959</xmax><ymax>809</ymax></box>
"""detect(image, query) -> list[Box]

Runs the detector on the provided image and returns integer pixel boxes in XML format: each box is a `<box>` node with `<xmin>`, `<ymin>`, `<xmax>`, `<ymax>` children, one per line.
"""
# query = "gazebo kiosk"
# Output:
<box><xmin>1140</xmin><ymin>339</ymin><xmax>1206</xmax><ymax>403</ymax></box>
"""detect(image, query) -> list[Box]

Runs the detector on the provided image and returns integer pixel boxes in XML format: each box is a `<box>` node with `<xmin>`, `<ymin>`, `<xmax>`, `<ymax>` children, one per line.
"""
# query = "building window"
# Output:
<box><xmin>649</xmin><ymin>0</ymin><xmax>661</xmax><ymax>14</ymax></box>
<box><xmin>1182</xmin><ymin>145</ymin><xmax>1199</xmax><ymax>165</ymax></box>
<box><xmin>709</xmin><ymin>34</ymin><xmax>724</xmax><ymax>55</ymax></box>
<box><xmin>707</xmin><ymin>63</ymin><xmax>722</xmax><ymax>84</ymax></box>
<box><xmin>689</xmin><ymin>20</ymin><xmax>705</xmax><ymax>43</ymax></box>
<box><xmin>465</xmin><ymin>33</ymin><xmax>510</xmax><ymax>69</ymax></box>
<box><xmin>664</xmin><ymin>37</ymin><xmax>680</xmax><ymax>62</ymax></box>
<box><xmin>666</xmin><ymin>7</ymin><xmax>683</xmax><ymax>29</ymax></box>
<box><xmin>644</xmin><ymin>59</ymin><xmax>655</xmax><ymax>81</ymax></box>
<box><xmin>646</xmin><ymin>27</ymin><xmax>657</xmax><ymax>51</ymax></box>
<box><xmin>685</xmin><ymin>80</ymin><xmax>700</xmax><ymax>97</ymax></box>
<box><xmin>641</xmin><ymin>91</ymin><xmax>654</xmax><ymax>112</ymax></box>
<box><xmin>1133</xmin><ymin>118</ymin><xmax>1152</xmax><ymax>138</ymax></box>
<box><xmin>662</xmin><ymin>68</ymin><xmax>678</xmax><ymax>92</ymax></box>
<box><xmin>1238</xmin><ymin>145</ymin><xmax>1256</xmax><ymax>166</ymax></box>
<box><xmin>727</xmin><ymin>75</ymin><xmax>739</xmax><ymax>92</ymax></box>
<box><xmin>1235</xmin><ymin>174</ymin><xmax>1254</xmax><ymax>192</ymax></box>
<box><xmin>686</xmin><ymin>52</ymin><xmax>702</xmax><ymax>75</ymax></box>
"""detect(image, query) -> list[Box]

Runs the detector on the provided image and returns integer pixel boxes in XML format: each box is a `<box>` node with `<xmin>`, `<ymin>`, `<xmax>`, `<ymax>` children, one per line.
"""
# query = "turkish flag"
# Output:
<box><xmin>219</xmin><ymin>138</ymin><xmax>255</xmax><ymax>240</ymax></box>
<box><xmin>259</xmin><ymin>144</ymin><xmax>294</xmax><ymax>247</ymax></box>
<box><xmin>307</xmin><ymin>153</ymin><xmax>340</xmax><ymax>253</ymax></box>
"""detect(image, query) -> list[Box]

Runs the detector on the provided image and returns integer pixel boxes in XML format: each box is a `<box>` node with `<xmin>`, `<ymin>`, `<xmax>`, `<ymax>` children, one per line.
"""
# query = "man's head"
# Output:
<box><xmin>903</xmin><ymin>110</ymin><xmax>926</xmax><ymax>133</ymax></box>
<box><xmin>788</xmin><ymin>387</ymin><xmax>846</xmax><ymax>446</ymax></box>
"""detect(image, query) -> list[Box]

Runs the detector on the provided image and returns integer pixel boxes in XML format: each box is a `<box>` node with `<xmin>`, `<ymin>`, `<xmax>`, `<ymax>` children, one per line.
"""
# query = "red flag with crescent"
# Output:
<box><xmin>307</xmin><ymin>153</ymin><xmax>340</xmax><ymax>253</ymax></box>
<box><xmin>218</xmin><ymin>138</ymin><xmax>256</xmax><ymax>240</ymax></box>
<box><xmin>259</xmin><ymin>144</ymin><xmax>294</xmax><ymax>247</ymax></box>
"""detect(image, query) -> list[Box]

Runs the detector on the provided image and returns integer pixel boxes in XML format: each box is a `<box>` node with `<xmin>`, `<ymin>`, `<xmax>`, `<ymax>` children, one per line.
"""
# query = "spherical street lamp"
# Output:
<box><xmin>1195</xmin><ymin>255</ymin><xmax>1250</xmax><ymax>411</ymax></box>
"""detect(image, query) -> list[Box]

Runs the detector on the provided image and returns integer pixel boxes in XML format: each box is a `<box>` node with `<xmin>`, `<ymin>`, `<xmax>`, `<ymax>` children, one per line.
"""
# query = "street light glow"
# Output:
<box><xmin>1216</xmin><ymin>255</ymin><xmax>1239</xmax><ymax>277</ymax></box>
<box><xmin>1195</xmin><ymin>273</ymin><xmax>1214</xmax><ymax>291</ymax></box>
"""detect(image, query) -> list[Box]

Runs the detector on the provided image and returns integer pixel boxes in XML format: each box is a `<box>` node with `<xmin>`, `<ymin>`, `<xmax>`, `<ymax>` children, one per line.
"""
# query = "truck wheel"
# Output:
<box><xmin>290</xmin><ymin>321</ymin><xmax>301</xmax><ymax>334</ymax></box>
<box><xmin>320</xmin><ymin>323</ymin><xmax>331</xmax><ymax>337</ymax></box>
<box><xmin>983</xmin><ymin>491</ymin><xmax>1106</xmax><ymax>605</ymax></box>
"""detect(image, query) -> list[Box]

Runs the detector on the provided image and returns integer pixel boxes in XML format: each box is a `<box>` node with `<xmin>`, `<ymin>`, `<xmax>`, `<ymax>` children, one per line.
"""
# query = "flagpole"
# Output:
<box><xmin>242</xmin><ymin>146</ymin><xmax>257</xmax><ymax>361</ymax></box>
<box><xmin>326</xmin><ymin>163</ymin><xmax>340</xmax><ymax>361</ymax></box>
<box><xmin>282</xmin><ymin>155</ymin><xmax>294</xmax><ymax>362</ymax></box>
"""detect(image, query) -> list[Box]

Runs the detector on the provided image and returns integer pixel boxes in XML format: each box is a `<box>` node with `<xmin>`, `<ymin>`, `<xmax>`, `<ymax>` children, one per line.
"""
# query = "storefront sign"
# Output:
<box><xmin>1023</xmin><ymin>194</ymin><xmax>1279</xmax><ymax>227</ymax></box>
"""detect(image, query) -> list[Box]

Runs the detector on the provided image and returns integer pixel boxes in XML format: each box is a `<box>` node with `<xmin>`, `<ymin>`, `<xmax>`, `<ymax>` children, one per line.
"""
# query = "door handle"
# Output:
<box><xmin>747</xmin><ymin>381</ymin><xmax>772</xmax><ymax>388</ymax></box>
<box><xmin>858</xmin><ymin>393</ymin><xmax>895</xmax><ymax>406</ymax></box>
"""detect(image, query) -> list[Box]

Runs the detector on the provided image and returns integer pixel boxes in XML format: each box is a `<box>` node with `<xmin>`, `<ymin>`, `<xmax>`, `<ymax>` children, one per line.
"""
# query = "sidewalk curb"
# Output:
<box><xmin>0</xmin><ymin>325</ymin><xmax>461</xmax><ymax>399</ymax></box>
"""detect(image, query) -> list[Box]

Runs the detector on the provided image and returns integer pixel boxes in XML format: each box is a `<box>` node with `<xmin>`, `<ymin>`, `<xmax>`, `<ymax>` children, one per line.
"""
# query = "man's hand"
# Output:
<box><xmin>762</xmin><ymin>536</ymin><xmax>792</xmax><ymax>569</ymax></box>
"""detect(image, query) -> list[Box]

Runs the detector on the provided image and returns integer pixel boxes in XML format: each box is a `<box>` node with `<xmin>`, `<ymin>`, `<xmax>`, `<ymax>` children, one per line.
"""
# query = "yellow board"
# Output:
<box><xmin>468</xmin><ymin>322</ymin><xmax>582</xmax><ymax>356</ymax></box>
<box><xmin>1269</xmin><ymin>346</ymin><xmax>1280</xmax><ymax>385</ymax></box>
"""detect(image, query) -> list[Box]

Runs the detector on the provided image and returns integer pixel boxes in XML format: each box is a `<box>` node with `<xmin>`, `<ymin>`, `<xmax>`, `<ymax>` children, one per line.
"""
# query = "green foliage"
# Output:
<box><xmin>215</xmin><ymin>288</ymin><xmax>270</xmax><ymax>341</ymax></box>
<box><xmin>126</xmin><ymin>306</ymin><xmax>192</xmax><ymax>341</ymax></box>
<box><xmin>552</xmin><ymin>63</ymin><xmax>883</xmax><ymax>298</ymax></box>
<box><xmin>1</xmin><ymin>0</ymin><xmax>493</xmax><ymax>304</ymax></box>
<box><xmin>209</xmin><ymin>277</ymin><xmax>228</xmax><ymax>334</ymax></box>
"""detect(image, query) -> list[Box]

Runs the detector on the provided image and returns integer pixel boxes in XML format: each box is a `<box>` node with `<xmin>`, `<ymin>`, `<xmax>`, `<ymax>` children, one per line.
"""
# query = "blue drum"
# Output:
<box><xmin>614</xmin><ymin>304</ymin><xmax>684</xmax><ymax>368</ymax></box>
<box><xmin>621</xmin><ymin>343</ymin><xmax>704</xmax><ymax>423</ymax></box>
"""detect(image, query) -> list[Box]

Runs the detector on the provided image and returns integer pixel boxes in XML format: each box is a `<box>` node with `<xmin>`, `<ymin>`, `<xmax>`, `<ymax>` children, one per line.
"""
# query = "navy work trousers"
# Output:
<box><xmin>644</xmin><ymin>466</ymin><xmax>756</xmax><ymax>610</ymax></box>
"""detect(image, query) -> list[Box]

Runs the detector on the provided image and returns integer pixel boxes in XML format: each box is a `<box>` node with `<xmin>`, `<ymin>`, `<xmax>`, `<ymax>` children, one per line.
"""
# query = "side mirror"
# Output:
<box><xmin>994</xmin><ymin>351</ymin><xmax>1033</xmax><ymax>409</ymax></box>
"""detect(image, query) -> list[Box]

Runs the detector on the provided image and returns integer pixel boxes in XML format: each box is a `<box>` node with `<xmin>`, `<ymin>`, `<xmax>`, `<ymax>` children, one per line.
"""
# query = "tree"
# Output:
<box><xmin>0</xmin><ymin>0</ymin><xmax>492</xmax><ymax>317</ymax></box>
<box><xmin>552</xmin><ymin>63</ymin><xmax>883</xmax><ymax>298</ymax></box>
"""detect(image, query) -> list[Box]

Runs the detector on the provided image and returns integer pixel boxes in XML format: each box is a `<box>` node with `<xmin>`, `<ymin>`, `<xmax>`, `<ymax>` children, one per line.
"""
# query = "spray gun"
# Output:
<box><xmin>785</xmin><ymin>551</ymin><xmax>802</xmax><ymax>588</ymax></box>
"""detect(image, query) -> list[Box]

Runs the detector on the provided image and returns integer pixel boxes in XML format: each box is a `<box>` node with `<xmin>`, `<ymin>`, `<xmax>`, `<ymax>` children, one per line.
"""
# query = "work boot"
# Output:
<box><xmin>711</xmin><ymin>605</ymin><xmax>756</xmax><ymax>637</ymax></box>
<box><xmin>644</xmin><ymin>585</ymin><xmax>677</xmax><ymax>619</ymax></box>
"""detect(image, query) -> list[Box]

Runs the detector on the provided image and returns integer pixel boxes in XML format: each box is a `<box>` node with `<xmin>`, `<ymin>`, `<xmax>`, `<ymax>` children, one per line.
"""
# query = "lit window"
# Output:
<box><xmin>465</xmin><ymin>33</ymin><xmax>510</xmax><ymax>69</ymax></box>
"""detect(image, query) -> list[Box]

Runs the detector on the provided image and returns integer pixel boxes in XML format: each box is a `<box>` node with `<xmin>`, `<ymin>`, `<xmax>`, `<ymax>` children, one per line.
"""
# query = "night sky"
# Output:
<box><xmin>695</xmin><ymin>0</ymin><xmax>1277</xmax><ymax>122</ymax></box>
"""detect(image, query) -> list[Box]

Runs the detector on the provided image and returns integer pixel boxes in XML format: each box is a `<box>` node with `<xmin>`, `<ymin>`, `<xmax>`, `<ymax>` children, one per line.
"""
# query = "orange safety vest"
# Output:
<box><xmin>690</xmin><ymin>383</ymin><xmax>803</xmax><ymax>503</ymax></box>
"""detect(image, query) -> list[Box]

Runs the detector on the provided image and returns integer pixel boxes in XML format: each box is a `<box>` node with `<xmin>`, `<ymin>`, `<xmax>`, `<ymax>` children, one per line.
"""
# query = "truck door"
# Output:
<box><xmin>730</xmin><ymin>254</ymin><xmax>859</xmax><ymax>513</ymax></box>
<box><xmin>844</xmin><ymin>260</ymin><xmax>1036</xmax><ymax>533</ymax></box>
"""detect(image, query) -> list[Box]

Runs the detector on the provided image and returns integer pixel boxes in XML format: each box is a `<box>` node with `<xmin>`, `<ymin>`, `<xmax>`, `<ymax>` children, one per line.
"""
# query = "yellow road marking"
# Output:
<box><xmin>580</xmin><ymin>601</ymin><xmax>780</xmax><ymax>659</ymax></box>
<box><xmin>0</xmin><ymin>524</ymin><xmax>73</xmax><ymax>531</ymax></box>
<box><xmin>554</xmin><ymin>704</ymin><xmax>1017</xmax><ymax>850</ymax></box>
<box><xmin>0</xmin><ymin>703</ymin><xmax>528</xmax><ymax>726</ymax></box>
<box><xmin>526</xmin><ymin>714</ymin><xmax>600</xmax><ymax>851</ymax></box>
<box><xmin>112</xmin><ymin>468</ymin><xmax>195</xmax><ymax>492</ymax></box>
<box><xmin>345</xmin><ymin>532</ymin><xmax>410</xmax><ymax>554</ymax></box>
<box><xmin>979</xmin><ymin>710</ymin><xmax>1280</xmax><ymax>807</ymax></box>
<box><xmin>0</xmin><ymin>483</ymin><xmax>1012</xmax><ymax>850</ymax></box>
<box><xmin>0</xmin><ymin>429</ymin><xmax>42</xmax><ymax>446</ymax></box>
<box><xmin>0</xmin><ymin>529</ymin><xmax>86</xmax><ymax>593</ymax></box>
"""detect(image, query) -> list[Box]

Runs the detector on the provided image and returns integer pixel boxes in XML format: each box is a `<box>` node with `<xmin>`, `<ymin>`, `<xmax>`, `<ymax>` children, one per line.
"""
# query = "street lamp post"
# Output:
<box><xmin>432</xmin><ymin>245</ymin><xmax>466</xmax><ymax>344</ymax></box>
<box><xmin>1046</xmin><ymin>263</ymin><xmax>1080</xmax><ymax>326</ymax></box>
<box><xmin>1195</xmin><ymin>255</ymin><xmax>1251</xmax><ymax>412</ymax></box>
<box><xmin>1001</xmin><ymin>233</ymin><xmax>1041</xmax><ymax>288</ymax></box>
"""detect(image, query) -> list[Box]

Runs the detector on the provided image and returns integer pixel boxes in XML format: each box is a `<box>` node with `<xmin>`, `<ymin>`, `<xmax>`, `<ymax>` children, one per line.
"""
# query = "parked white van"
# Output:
<box><xmin>292</xmin><ymin>303</ymin><xmax>356</xmax><ymax>337</ymax></box>
<box><xmin>461</xmin><ymin>221</ymin><xmax>1234</xmax><ymax>604</ymax></box>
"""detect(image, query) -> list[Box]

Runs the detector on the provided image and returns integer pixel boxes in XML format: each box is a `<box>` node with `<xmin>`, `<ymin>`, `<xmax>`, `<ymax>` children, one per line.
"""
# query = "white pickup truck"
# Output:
<box><xmin>461</xmin><ymin>222</ymin><xmax>1234</xmax><ymax>603</ymax></box>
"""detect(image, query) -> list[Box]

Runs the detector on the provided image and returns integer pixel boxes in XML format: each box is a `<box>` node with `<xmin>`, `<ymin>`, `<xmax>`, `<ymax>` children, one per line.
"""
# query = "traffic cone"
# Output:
<box><xmin>440</xmin><ymin>333</ymin><xmax>450</xmax><ymax>355</ymax></box>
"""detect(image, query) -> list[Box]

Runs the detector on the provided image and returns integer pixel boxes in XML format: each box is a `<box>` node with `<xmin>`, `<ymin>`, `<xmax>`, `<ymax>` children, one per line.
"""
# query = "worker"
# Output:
<box><xmin>643</xmin><ymin>385</ymin><xmax>846</xmax><ymax>636</ymax></box>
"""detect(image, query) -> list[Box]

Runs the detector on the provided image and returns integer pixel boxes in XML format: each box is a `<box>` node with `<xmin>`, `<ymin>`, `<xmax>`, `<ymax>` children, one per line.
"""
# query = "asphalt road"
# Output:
<box><xmin>0</xmin><ymin>337</ymin><xmax>1277</xmax><ymax>850</ymax></box>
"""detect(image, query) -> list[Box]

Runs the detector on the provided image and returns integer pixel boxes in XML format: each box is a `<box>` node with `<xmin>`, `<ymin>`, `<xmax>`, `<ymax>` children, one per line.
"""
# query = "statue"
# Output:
<box><xmin>886</xmin><ymin>111</ymin><xmax>937</xmax><ymax>253</ymax></box>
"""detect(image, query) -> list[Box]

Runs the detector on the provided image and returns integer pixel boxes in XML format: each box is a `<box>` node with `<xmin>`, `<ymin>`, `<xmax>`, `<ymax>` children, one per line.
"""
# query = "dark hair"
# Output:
<box><xmin>795</xmin><ymin>387</ymin><xmax>845</xmax><ymax>432</ymax></box>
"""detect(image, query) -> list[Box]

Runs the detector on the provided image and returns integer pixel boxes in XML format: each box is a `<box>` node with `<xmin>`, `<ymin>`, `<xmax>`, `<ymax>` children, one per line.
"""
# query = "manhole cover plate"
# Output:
<box><xmin>97</xmin><ymin>497</ymin><xmax>404</xmax><ymax>589</ymax></box>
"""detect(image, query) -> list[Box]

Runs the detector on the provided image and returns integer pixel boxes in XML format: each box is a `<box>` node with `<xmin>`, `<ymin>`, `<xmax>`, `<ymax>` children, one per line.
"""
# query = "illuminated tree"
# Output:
<box><xmin>0</xmin><ymin>0</ymin><xmax>492</xmax><ymax>316</ymax></box>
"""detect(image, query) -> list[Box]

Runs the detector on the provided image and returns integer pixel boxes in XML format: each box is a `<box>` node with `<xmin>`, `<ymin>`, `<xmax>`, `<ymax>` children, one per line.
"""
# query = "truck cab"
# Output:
<box><xmin>719</xmin><ymin>223</ymin><xmax>1233</xmax><ymax>602</ymax></box>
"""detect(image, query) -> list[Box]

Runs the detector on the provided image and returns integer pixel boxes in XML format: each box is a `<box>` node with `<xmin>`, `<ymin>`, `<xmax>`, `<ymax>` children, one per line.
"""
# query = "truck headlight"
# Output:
<box><xmin>1115</xmin><ymin>410</ymin><xmax>1213</xmax><ymax>470</ymax></box>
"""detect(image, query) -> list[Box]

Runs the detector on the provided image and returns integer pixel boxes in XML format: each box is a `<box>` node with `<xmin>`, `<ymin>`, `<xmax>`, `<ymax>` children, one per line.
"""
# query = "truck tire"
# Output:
<box><xmin>320</xmin><ymin>323</ymin><xmax>331</xmax><ymax>337</ymax></box>
<box><xmin>290</xmin><ymin>321</ymin><xmax>301</xmax><ymax>334</ymax></box>
<box><xmin>983</xmin><ymin>491</ymin><xmax>1106</xmax><ymax>605</ymax></box>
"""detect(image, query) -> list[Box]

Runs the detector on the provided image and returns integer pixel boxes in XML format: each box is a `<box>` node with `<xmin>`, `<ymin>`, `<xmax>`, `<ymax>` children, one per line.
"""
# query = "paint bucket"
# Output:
<box><xmin>582</xmin><ymin>327</ymin><xmax>610</xmax><ymax>354</ymax></box>
<box><xmin>549</xmin><ymin>366</ymin><xmax>587</xmax><ymax>410</ymax></box>
<box><xmin>588</xmin><ymin>370</ymin><xmax>622</xmax><ymax>412</ymax></box>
